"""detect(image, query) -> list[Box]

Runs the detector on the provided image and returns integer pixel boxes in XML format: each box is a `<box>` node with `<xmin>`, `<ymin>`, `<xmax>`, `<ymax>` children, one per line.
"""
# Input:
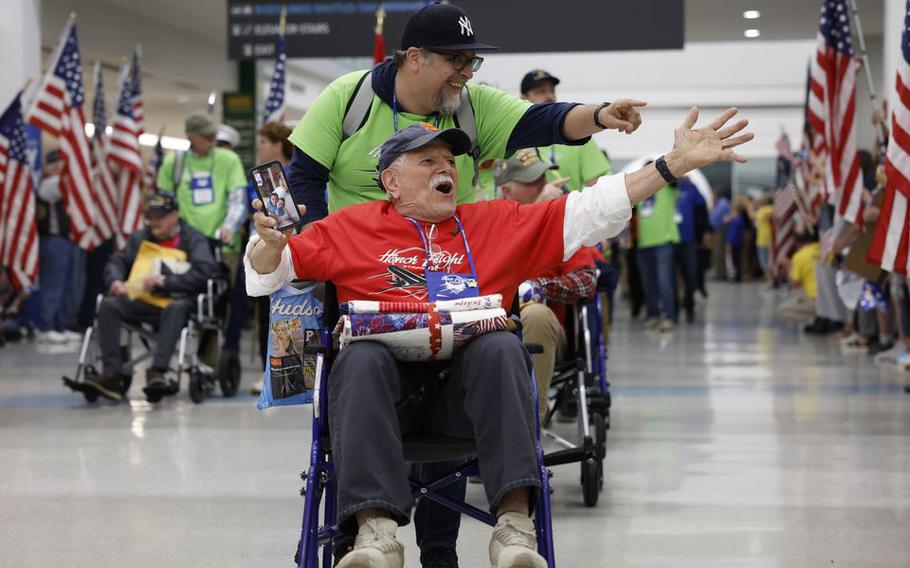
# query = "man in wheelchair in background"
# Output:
<box><xmin>246</xmin><ymin>108</ymin><xmax>752</xmax><ymax>568</ymax></box>
<box><xmin>494</xmin><ymin>149</ymin><xmax>600</xmax><ymax>424</ymax></box>
<box><xmin>82</xmin><ymin>193</ymin><xmax>218</xmax><ymax>401</ymax></box>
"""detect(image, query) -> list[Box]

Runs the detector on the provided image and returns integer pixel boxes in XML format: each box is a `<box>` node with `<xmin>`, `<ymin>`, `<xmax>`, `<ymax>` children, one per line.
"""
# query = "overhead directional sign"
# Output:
<box><xmin>228</xmin><ymin>1</ymin><xmax>684</xmax><ymax>60</ymax></box>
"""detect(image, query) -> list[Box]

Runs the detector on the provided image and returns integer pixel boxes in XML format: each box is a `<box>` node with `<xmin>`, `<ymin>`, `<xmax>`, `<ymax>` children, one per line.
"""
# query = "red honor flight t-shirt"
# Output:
<box><xmin>287</xmin><ymin>197</ymin><xmax>570</xmax><ymax>307</ymax></box>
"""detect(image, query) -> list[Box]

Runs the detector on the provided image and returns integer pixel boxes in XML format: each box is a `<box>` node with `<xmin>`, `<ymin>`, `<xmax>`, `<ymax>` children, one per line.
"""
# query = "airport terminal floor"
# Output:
<box><xmin>1</xmin><ymin>282</ymin><xmax>909</xmax><ymax>567</ymax></box>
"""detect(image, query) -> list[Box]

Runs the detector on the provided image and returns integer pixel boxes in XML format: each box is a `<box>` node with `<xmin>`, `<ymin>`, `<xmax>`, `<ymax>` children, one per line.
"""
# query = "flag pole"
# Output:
<box><xmin>847</xmin><ymin>0</ymin><xmax>887</xmax><ymax>148</ymax></box>
<box><xmin>279</xmin><ymin>5</ymin><xmax>287</xmax><ymax>37</ymax></box>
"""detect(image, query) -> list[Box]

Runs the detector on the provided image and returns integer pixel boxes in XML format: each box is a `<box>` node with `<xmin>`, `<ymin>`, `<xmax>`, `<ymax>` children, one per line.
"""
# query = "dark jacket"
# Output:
<box><xmin>103</xmin><ymin>220</ymin><xmax>217</xmax><ymax>297</ymax></box>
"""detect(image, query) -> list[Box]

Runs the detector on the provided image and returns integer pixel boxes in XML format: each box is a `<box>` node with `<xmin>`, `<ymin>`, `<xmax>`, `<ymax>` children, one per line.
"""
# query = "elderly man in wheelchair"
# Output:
<box><xmin>81</xmin><ymin>193</ymin><xmax>218</xmax><ymax>401</ymax></box>
<box><xmin>245</xmin><ymin>108</ymin><xmax>752</xmax><ymax>568</ymax></box>
<box><xmin>493</xmin><ymin>149</ymin><xmax>603</xmax><ymax>424</ymax></box>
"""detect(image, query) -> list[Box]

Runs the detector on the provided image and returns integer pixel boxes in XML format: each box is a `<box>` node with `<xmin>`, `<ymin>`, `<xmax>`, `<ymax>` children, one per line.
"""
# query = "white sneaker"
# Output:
<box><xmin>658</xmin><ymin>318</ymin><xmax>675</xmax><ymax>333</ymax></box>
<box><xmin>250</xmin><ymin>379</ymin><xmax>264</xmax><ymax>395</ymax></box>
<box><xmin>336</xmin><ymin>517</ymin><xmax>403</xmax><ymax>568</ymax></box>
<box><xmin>37</xmin><ymin>330</ymin><xmax>67</xmax><ymax>344</ymax></box>
<box><xmin>489</xmin><ymin>512</ymin><xmax>547</xmax><ymax>568</ymax></box>
<box><xmin>644</xmin><ymin>318</ymin><xmax>661</xmax><ymax>330</ymax></box>
<box><xmin>874</xmin><ymin>345</ymin><xmax>906</xmax><ymax>365</ymax></box>
<box><xmin>61</xmin><ymin>330</ymin><xmax>83</xmax><ymax>342</ymax></box>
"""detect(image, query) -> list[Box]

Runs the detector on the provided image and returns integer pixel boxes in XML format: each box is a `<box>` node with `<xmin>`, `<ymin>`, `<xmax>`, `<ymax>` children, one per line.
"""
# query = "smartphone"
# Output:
<box><xmin>250</xmin><ymin>160</ymin><xmax>300</xmax><ymax>232</ymax></box>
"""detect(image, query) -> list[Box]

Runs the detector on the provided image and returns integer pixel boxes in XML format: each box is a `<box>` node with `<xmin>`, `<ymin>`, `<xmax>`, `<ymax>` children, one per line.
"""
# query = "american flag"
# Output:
<box><xmin>110</xmin><ymin>61</ymin><xmax>144</xmax><ymax>243</ymax></box>
<box><xmin>0</xmin><ymin>92</ymin><xmax>38</xmax><ymax>288</ymax></box>
<box><xmin>262</xmin><ymin>35</ymin><xmax>286</xmax><ymax>125</ymax></box>
<box><xmin>771</xmin><ymin>185</ymin><xmax>799</xmax><ymax>267</ymax></box>
<box><xmin>89</xmin><ymin>63</ymin><xmax>119</xmax><ymax>246</ymax></box>
<box><xmin>807</xmin><ymin>0</ymin><xmax>864</xmax><ymax>225</ymax></box>
<box><xmin>868</xmin><ymin>0</ymin><xmax>910</xmax><ymax>275</ymax></box>
<box><xmin>130</xmin><ymin>46</ymin><xmax>144</xmax><ymax>134</ymax></box>
<box><xmin>28</xmin><ymin>20</ymin><xmax>96</xmax><ymax>249</ymax></box>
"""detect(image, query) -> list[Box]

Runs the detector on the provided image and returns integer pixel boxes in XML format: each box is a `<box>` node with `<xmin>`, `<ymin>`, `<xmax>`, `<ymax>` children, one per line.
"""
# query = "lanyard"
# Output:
<box><xmin>186</xmin><ymin>152</ymin><xmax>216</xmax><ymax>181</ymax></box>
<box><xmin>404</xmin><ymin>214</ymin><xmax>478</xmax><ymax>277</ymax></box>
<box><xmin>392</xmin><ymin>94</ymin><xmax>441</xmax><ymax>133</ymax></box>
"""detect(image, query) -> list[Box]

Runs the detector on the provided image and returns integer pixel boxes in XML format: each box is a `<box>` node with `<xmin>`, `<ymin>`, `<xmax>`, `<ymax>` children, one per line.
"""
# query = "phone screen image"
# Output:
<box><xmin>250</xmin><ymin>160</ymin><xmax>300</xmax><ymax>231</ymax></box>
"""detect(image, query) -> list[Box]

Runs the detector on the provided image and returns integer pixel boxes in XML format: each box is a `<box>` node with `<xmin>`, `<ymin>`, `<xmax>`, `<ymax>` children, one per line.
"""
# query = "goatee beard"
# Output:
<box><xmin>434</xmin><ymin>87</ymin><xmax>463</xmax><ymax>116</ymax></box>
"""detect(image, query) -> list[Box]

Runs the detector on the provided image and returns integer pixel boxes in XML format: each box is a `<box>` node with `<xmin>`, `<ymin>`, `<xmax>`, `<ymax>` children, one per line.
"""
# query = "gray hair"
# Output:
<box><xmin>392</xmin><ymin>48</ymin><xmax>432</xmax><ymax>68</ymax></box>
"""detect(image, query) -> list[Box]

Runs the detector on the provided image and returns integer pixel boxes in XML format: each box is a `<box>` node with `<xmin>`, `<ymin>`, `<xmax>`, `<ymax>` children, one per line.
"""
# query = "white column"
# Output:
<box><xmin>0</xmin><ymin>0</ymin><xmax>41</xmax><ymax>108</ymax></box>
<box><xmin>884</xmin><ymin>0</ymin><xmax>904</xmax><ymax>114</ymax></box>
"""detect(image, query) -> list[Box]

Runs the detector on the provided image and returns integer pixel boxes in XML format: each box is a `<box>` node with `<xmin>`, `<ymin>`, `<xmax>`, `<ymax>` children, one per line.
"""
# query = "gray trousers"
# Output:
<box><xmin>97</xmin><ymin>296</ymin><xmax>193</xmax><ymax>375</ymax></box>
<box><xmin>328</xmin><ymin>332</ymin><xmax>540</xmax><ymax>535</ymax></box>
<box><xmin>814</xmin><ymin>261</ymin><xmax>847</xmax><ymax>322</ymax></box>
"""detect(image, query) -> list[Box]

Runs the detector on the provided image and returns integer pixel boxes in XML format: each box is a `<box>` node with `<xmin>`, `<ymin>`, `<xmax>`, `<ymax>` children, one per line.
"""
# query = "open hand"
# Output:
<box><xmin>670</xmin><ymin>107</ymin><xmax>753</xmax><ymax>173</ymax></box>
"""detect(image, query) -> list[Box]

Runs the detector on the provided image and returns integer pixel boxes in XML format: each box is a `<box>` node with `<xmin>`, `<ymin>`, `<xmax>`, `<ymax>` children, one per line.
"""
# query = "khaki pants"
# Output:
<box><xmin>521</xmin><ymin>303</ymin><xmax>567</xmax><ymax>422</ymax></box>
<box><xmin>778</xmin><ymin>293</ymin><xmax>816</xmax><ymax>324</ymax></box>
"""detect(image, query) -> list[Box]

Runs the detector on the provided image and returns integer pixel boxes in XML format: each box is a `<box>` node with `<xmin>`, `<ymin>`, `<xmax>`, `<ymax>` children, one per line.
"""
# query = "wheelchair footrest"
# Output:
<box><xmin>543</xmin><ymin>447</ymin><xmax>595</xmax><ymax>468</ymax></box>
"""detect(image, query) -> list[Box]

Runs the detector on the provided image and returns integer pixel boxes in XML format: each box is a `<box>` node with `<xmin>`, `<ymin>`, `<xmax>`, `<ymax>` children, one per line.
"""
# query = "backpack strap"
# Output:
<box><xmin>342</xmin><ymin>71</ymin><xmax>375</xmax><ymax>140</ymax></box>
<box><xmin>172</xmin><ymin>150</ymin><xmax>187</xmax><ymax>191</ymax></box>
<box><xmin>453</xmin><ymin>90</ymin><xmax>480</xmax><ymax>187</ymax></box>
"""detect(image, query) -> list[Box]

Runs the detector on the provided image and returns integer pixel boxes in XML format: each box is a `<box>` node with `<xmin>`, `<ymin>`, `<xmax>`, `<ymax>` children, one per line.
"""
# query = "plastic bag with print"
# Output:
<box><xmin>257</xmin><ymin>281</ymin><xmax>325</xmax><ymax>409</ymax></box>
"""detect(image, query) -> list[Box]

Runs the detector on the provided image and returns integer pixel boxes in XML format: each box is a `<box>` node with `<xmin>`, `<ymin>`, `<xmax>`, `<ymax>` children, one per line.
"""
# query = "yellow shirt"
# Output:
<box><xmin>755</xmin><ymin>205</ymin><xmax>774</xmax><ymax>248</ymax></box>
<box><xmin>790</xmin><ymin>242</ymin><xmax>820</xmax><ymax>299</ymax></box>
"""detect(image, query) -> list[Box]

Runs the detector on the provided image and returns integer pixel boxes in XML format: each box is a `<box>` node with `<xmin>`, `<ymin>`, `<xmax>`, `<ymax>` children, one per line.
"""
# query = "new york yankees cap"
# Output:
<box><xmin>400</xmin><ymin>3</ymin><xmax>498</xmax><ymax>52</ymax></box>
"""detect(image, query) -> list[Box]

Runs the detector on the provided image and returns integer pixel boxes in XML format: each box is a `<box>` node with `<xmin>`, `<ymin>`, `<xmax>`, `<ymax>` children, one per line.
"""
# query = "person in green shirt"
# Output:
<box><xmin>285</xmin><ymin>3</ymin><xmax>644</xmax><ymax>225</ymax></box>
<box><xmin>156</xmin><ymin>113</ymin><xmax>248</xmax><ymax>256</ymax></box>
<box><xmin>519</xmin><ymin>69</ymin><xmax>613</xmax><ymax>192</ymax></box>
<box><xmin>635</xmin><ymin>180</ymin><xmax>680</xmax><ymax>331</ymax></box>
<box><xmin>283</xmin><ymin>4</ymin><xmax>645</xmax><ymax>566</ymax></box>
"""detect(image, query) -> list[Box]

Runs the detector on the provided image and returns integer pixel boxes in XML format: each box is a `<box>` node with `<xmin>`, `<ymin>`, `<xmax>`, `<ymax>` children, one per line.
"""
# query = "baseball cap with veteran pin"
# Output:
<box><xmin>520</xmin><ymin>69</ymin><xmax>560</xmax><ymax>94</ymax></box>
<box><xmin>144</xmin><ymin>192</ymin><xmax>178</xmax><ymax>217</ymax></box>
<box><xmin>376</xmin><ymin>123</ymin><xmax>472</xmax><ymax>192</ymax></box>
<box><xmin>493</xmin><ymin>149</ymin><xmax>557</xmax><ymax>186</ymax></box>
<box><xmin>185</xmin><ymin>112</ymin><xmax>218</xmax><ymax>137</ymax></box>
<box><xmin>400</xmin><ymin>2</ymin><xmax>498</xmax><ymax>51</ymax></box>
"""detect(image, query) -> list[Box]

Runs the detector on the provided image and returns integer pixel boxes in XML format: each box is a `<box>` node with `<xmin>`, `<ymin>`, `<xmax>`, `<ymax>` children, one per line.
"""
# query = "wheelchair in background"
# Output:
<box><xmin>62</xmin><ymin>239</ymin><xmax>241</xmax><ymax>404</ymax></box>
<box><xmin>292</xmin><ymin>284</ymin><xmax>557</xmax><ymax>567</ymax></box>
<box><xmin>541</xmin><ymin>287</ymin><xmax>611</xmax><ymax>507</ymax></box>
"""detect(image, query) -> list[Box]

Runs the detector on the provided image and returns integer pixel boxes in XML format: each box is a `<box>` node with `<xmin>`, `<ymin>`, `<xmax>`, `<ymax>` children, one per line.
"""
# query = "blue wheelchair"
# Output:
<box><xmin>292</xmin><ymin>285</ymin><xmax>557</xmax><ymax>567</ymax></box>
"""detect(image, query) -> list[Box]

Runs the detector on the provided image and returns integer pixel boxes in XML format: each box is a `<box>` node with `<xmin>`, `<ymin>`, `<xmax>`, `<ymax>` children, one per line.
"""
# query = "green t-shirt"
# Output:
<box><xmin>475</xmin><ymin>166</ymin><xmax>496</xmax><ymax>201</ymax></box>
<box><xmin>540</xmin><ymin>139</ymin><xmax>611</xmax><ymax>192</ymax></box>
<box><xmin>288</xmin><ymin>70</ymin><xmax>532</xmax><ymax>212</ymax></box>
<box><xmin>156</xmin><ymin>147</ymin><xmax>247</xmax><ymax>250</ymax></box>
<box><xmin>636</xmin><ymin>185</ymin><xmax>680</xmax><ymax>249</ymax></box>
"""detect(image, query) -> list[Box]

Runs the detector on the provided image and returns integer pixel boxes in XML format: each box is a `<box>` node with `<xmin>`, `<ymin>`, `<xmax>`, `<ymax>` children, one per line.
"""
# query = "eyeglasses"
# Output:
<box><xmin>430</xmin><ymin>50</ymin><xmax>484</xmax><ymax>72</ymax></box>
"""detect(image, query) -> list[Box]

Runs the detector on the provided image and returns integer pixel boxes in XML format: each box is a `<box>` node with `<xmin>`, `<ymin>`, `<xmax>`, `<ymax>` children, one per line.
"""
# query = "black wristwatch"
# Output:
<box><xmin>593</xmin><ymin>101</ymin><xmax>612</xmax><ymax>130</ymax></box>
<box><xmin>655</xmin><ymin>155</ymin><xmax>679</xmax><ymax>184</ymax></box>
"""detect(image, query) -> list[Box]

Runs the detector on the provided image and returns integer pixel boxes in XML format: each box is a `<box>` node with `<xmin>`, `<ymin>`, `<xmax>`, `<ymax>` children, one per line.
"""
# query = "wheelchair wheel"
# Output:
<box><xmin>581</xmin><ymin>457</ymin><xmax>599</xmax><ymax>507</ymax></box>
<box><xmin>189</xmin><ymin>369</ymin><xmax>206</xmax><ymax>404</ymax></box>
<box><xmin>217</xmin><ymin>349</ymin><xmax>241</xmax><ymax>398</ymax></box>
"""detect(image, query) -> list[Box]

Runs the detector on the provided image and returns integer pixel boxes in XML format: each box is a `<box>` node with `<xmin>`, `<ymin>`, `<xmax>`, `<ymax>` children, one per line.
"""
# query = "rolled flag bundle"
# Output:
<box><xmin>336</xmin><ymin>294</ymin><xmax>515</xmax><ymax>361</ymax></box>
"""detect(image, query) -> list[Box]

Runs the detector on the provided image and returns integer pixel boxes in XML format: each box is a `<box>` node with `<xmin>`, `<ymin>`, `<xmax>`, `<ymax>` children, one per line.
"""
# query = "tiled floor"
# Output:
<box><xmin>1</xmin><ymin>282</ymin><xmax>909</xmax><ymax>567</ymax></box>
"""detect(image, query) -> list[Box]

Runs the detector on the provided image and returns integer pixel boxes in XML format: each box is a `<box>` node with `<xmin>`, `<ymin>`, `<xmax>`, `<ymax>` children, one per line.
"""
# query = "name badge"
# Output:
<box><xmin>190</xmin><ymin>171</ymin><xmax>214</xmax><ymax>205</ymax></box>
<box><xmin>426</xmin><ymin>271</ymin><xmax>479</xmax><ymax>301</ymax></box>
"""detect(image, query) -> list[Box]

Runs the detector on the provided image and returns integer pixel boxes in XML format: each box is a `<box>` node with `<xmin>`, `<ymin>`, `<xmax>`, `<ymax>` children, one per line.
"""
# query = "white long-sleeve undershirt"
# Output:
<box><xmin>244</xmin><ymin>172</ymin><xmax>632</xmax><ymax>297</ymax></box>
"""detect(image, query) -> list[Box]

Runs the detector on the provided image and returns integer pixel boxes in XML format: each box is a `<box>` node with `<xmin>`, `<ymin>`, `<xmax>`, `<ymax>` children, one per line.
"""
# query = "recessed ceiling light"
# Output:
<box><xmin>744</xmin><ymin>29</ymin><xmax>761</xmax><ymax>38</ymax></box>
<box><xmin>743</xmin><ymin>10</ymin><xmax>761</xmax><ymax>19</ymax></box>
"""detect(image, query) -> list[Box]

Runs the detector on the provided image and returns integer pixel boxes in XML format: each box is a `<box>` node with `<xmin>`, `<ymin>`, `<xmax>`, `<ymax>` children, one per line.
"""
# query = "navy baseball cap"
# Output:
<box><xmin>520</xmin><ymin>69</ymin><xmax>560</xmax><ymax>94</ymax></box>
<box><xmin>400</xmin><ymin>3</ymin><xmax>498</xmax><ymax>52</ymax></box>
<box><xmin>144</xmin><ymin>192</ymin><xmax>178</xmax><ymax>216</ymax></box>
<box><xmin>377</xmin><ymin>123</ymin><xmax>472</xmax><ymax>173</ymax></box>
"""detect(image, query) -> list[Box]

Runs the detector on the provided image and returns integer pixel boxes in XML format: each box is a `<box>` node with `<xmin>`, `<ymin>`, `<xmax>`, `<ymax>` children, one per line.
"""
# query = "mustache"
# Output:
<box><xmin>430</xmin><ymin>173</ymin><xmax>455</xmax><ymax>187</ymax></box>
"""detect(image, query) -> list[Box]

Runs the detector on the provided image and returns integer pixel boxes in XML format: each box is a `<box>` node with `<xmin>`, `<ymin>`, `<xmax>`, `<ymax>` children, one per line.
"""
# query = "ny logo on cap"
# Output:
<box><xmin>458</xmin><ymin>15</ymin><xmax>473</xmax><ymax>37</ymax></box>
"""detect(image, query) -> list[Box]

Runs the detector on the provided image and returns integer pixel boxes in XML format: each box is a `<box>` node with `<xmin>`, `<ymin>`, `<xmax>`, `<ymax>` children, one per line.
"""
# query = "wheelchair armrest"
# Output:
<box><xmin>197</xmin><ymin>292</ymin><xmax>206</xmax><ymax>321</ymax></box>
<box><xmin>95</xmin><ymin>293</ymin><xmax>104</xmax><ymax>311</ymax></box>
<box><xmin>525</xmin><ymin>343</ymin><xmax>544</xmax><ymax>355</ymax></box>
